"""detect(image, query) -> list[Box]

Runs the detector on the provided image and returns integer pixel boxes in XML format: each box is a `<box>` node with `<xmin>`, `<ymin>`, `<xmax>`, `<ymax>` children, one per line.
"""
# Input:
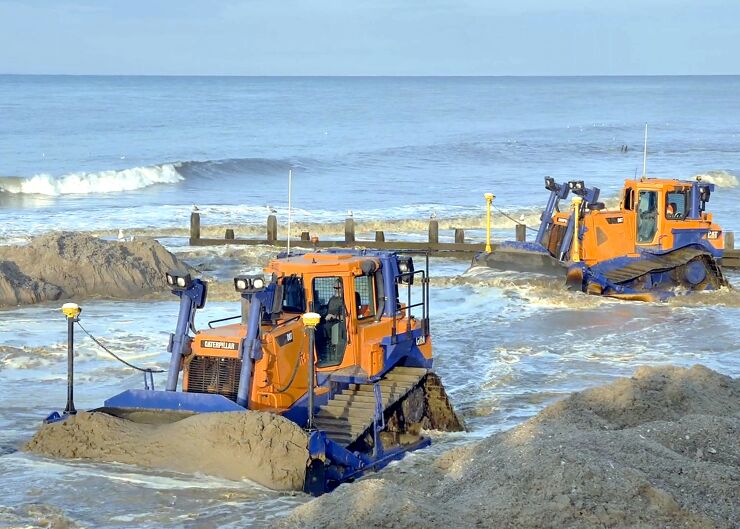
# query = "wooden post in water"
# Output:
<box><xmin>454</xmin><ymin>228</ymin><xmax>465</xmax><ymax>244</ymax></box>
<box><xmin>726</xmin><ymin>231</ymin><xmax>735</xmax><ymax>250</ymax></box>
<box><xmin>301</xmin><ymin>231</ymin><xmax>310</xmax><ymax>241</ymax></box>
<box><xmin>516</xmin><ymin>224</ymin><xmax>526</xmax><ymax>242</ymax></box>
<box><xmin>345</xmin><ymin>217</ymin><xmax>355</xmax><ymax>243</ymax></box>
<box><xmin>375</xmin><ymin>231</ymin><xmax>385</xmax><ymax>242</ymax></box>
<box><xmin>225</xmin><ymin>229</ymin><xmax>235</xmax><ymax>240</ymax></box>
<box><xmin>190</xmin><ymin>212</ymin><xmax>201</xmax><ymax>244</ymax></box>
<box><xmin>428</xmin><ymin>219</ymin><xmax>439</xmax><ymax>244</ymax></box>
<box><xmin>267</xmin><ymin>215</ymin><xmax>277</xmax><ymax>243</ymax></box>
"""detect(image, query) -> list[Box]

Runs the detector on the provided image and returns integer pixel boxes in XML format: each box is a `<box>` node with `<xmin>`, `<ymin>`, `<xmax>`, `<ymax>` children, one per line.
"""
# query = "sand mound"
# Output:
<box><xmin>0</xmin><ymin>232</ymin><xmax>193</xmax><ymax>307</ymax></box>
<box><xmin>24</xmin><ymin>411</ymin><xmax>309</xmax><ymax>491</ymax></box>
<box><xmin>281</xmin><ymin>365</ymin><xmax>739</xmax><ymax>529</ymax></box>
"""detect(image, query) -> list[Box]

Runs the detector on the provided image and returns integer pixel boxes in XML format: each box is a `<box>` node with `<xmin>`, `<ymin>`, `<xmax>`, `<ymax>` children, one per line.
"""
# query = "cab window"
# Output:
<box><xmin>637</xmin><ymin>190</ymin><xmax>658</xmax><ymax>243</ymax></box>
<box><xmin>312</xmin><ymin>276</ymin><xmax>347</xmax><ymax>367</ymax></box>
<box><xmin>281</xmin><ymin>275</ymin><xmax>305</xmax><ymax>313</ymax></box>
<box><xmin>354</xmin><ymin>275</ymin><xmax>376</xmax><ymax>320</ymax></box>
<box><xmin>665</xmin><ymin>190</ymin><xmax>688</xmax><ymax>220</ymax></box>
<box><xmin>623</xmin><ymin>188</ymin><xmax>634</xmax><ymax>210</ymax></box>
<box><xmin>313</xmin><ymin>277</ymin><xmax>343</xmax><ymax>311</ymax></box>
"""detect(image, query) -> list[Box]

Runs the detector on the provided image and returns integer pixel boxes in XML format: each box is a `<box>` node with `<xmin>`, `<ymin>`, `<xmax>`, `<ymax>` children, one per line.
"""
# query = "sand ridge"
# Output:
<box><xmin>281</xmin><ymin>365</ymin><xmax>739</xmax><ymax>529</ymax></box>
<box><xmin>24</xmin><ymin>410</ymin><xmax>310</xmax><ymax>491</ymax></box>
<box><xmin>0</xmin><ymin>232</ymin><xmax>194</xmax><ymax>307</ymax></box>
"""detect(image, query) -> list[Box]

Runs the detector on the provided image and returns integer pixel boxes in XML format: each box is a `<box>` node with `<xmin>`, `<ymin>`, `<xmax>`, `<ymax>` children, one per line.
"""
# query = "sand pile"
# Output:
<box><xmin>0</xmin><ymin>232</ymin><xmax>193</xmax><ymax>307</ymax></box>
<box><xmin>24</xmin><ymin>411</ymin><xmax>309</xmax><ymax>491</ymax></box>
<box><xmin>281</xmin><ymin>365</ymin><xmax>739</xmax><ymax>529</ymax></box>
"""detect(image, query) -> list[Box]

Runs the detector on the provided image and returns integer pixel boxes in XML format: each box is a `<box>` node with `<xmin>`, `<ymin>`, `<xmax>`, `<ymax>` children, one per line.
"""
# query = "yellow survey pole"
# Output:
<box><xmin>484</xmin><ymin>193</ymin><xmax>495</xmax><ymax>253</ymax></box>
<box><xmin>571</xmin><ymin>197</ymin><xmax>583</xmax><ymax>262</ymax></box>
<box><xmin>302</xmin><ymin>312</ymin><xmax>321</xmax><ymax>430</ymax></box>
<box><xmin>61</xmin><ymin>303</ymin><xmax>82</xmax><ymax>416</ymax></box>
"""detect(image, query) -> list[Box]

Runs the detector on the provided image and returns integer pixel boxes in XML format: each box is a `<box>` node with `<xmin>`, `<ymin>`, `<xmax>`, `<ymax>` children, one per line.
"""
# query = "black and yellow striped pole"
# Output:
<box><xmin>61</xmin><ymin>303</ymin><xmax>82</xmax><ymax>416</ymax></box>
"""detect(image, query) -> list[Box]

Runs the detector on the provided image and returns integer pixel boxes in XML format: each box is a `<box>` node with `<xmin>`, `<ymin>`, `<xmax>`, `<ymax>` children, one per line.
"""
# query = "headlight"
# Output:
<box><xmin>166</xmin><ymin>271</ymin><xmax>192</xmax><ymax>290</ymax></box>
<box><xmin>234</xmin><ymin>275</ymin><xmax>267</xmax><ymax>293</ymax></box>
<box><xmin>397</xmin><ymin>257</ymin><xmax>414</xmax><ymax>283</ymax></box>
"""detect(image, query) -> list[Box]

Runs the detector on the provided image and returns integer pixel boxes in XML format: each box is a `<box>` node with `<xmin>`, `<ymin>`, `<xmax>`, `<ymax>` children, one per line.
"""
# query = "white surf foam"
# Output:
<box><xmin>0</xmin><ymin>164</ymin><xmax>184</xmax><ymax>196</ymax></box>
<box><xmin>693</xmin><ymin>170</ymin><xmax>739</xmax><ymax>188</ymax></box>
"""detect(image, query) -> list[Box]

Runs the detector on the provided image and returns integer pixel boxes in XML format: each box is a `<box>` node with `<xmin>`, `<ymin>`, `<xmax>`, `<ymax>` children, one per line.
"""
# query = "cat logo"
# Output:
<box><xmin>202</xmin><ymin>340</ymin><xmax>238</xmax><ymax>351</ymax></box>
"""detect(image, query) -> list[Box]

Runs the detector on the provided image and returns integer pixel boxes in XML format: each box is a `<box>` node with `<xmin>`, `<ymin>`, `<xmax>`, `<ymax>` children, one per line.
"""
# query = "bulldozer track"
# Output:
<box><xmin>313</xmin><ymin>366</ymin><xmax>462</xmax><ymax>446</ymax></box>
<box><xmin>601</xmin><ymin>247</ymin><xmax>723</xmax><ymax>285</ymax></box>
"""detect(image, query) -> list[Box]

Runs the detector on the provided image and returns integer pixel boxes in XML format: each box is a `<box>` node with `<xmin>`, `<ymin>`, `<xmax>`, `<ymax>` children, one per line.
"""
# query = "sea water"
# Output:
<box><xmin>1</xmin><ymin>76</ymin><xmax>739</xmax><ymax>240</ymax></box>
<box><xmin>0</xmin><ymin>76</ymin><xmax>738</xmax><ymax>528</ymax></box>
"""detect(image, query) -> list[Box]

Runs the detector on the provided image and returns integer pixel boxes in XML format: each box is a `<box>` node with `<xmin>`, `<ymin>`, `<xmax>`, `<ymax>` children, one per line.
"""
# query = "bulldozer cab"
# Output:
<box><xmin>621</xmin><ymin>179</ymin><xmax>718</xmax><ymax>250</ymax></box>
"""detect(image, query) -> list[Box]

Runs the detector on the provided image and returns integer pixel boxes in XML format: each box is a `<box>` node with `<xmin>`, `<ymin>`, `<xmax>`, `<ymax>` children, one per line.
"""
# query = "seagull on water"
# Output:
<box><xmin>118</xmin><ymin>229</ymin><xmax>125</xmax><ymax>242</ymax></box>
<box><xmin>347</xmin><ymin>209</ymin><xmax>353</xmax><ymax>218</ymax></box>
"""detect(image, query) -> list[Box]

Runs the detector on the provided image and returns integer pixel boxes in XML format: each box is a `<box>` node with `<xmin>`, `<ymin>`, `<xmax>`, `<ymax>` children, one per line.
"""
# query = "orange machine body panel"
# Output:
<box><xmin>551</xmin><ymin>178</ymin><xmax>724</xmax><ymax>265</ymax></box>
<box><xmin>186</xmin><ymin>252</ymin><xmax>429</xmax><ymax>413</ymax></box>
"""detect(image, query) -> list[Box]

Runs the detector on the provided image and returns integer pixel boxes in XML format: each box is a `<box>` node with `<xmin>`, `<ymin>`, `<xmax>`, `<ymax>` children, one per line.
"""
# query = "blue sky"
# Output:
<box><xmin>0</xmin><ymin>0</ymin><xmax>738</xmax><ymax>75</ymax></box>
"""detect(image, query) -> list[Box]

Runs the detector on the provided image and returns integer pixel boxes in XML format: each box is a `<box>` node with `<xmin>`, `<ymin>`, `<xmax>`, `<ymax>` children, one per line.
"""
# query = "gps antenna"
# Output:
<box><xmin>641</xmin><ymin>123</ymin><xmax>648</xmax><ymax>180</ymax></box>
<box><xmin>287</xmin><ymin>169</ymin><xmax>293</xmax><ymax>255</ymax></box>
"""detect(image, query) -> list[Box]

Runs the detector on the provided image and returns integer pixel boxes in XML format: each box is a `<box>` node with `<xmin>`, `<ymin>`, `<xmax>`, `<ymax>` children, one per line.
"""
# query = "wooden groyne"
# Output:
<box><xmin>187</xmin><ymin>212</ymin><xmax>740</xmax><ymax>267</ymax></box>
<box><xmin>188</xmin><ymin>212</ymin><xmax>490</xmax><ymax>258</ymax></box>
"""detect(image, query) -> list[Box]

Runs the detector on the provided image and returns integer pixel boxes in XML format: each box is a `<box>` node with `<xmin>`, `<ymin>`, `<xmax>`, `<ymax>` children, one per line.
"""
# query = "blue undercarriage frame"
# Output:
<box><xmin>566</xmin><ymin>240</ymin><xmax>723</xmax><ymax>300</ymax></box>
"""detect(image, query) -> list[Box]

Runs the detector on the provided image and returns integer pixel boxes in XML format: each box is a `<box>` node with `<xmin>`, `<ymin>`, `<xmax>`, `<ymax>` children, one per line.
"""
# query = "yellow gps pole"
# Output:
<box><xmin>571</xmin><ymin>197</ymin><xmax>583</xmax><ymax>262</ymax></box>
<box><xmin>485</xmin><ymin>193</ymin><xmax>495</xmax><ymax>253</ymax></box>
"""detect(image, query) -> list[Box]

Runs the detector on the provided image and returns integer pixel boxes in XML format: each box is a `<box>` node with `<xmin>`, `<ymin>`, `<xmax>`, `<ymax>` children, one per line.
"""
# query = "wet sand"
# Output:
<box><xmin>0</xmin><ymin>232</ymin><xmax>193</xmax><ymax>307</ymax></box>
<box><xmin>281</xmin><ymin>365</ymin><xmax>739</xmax><ymax>529</ymax></box>
<box><xmin>24</xmin><ymin>411</ymin><xmax>309</xmax><ymax>491</ymax></box>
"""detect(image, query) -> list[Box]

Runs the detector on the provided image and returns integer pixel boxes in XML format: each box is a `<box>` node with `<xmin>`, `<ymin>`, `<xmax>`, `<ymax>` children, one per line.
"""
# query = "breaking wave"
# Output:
<box><xmin>0</xmin><ymin>157</ymin><xmax>299</xmax><ymax>196</ymax></box>
<box><xmin>0</xmin><ymin>164</ymin><xmax>184</xmax><ymax>196</ymax></box>
<box><xmin>693</xmin><ymin>170</ymin><xmax>738</xmax><ymax>188</ymax></box>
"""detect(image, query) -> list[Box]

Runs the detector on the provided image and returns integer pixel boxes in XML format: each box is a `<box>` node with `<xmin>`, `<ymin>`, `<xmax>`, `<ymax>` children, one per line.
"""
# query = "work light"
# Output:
<box><xmin>234</xmin><ymin>275</ymin><xmax>267</xmax><ymax>293</ymax></box>
<box><xmin>166</xmin><ymin>271</ymin><xmax>192</xmax><ymax>290</ymax></box>
<box><xmin>397</xmin><ymin>257</ymin><xmax>415</xmax><ymax>284</ymax></box>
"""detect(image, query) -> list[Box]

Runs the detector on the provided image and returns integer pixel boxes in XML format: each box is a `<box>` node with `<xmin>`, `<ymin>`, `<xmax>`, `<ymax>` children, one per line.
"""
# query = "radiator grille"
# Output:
<box><xmin>186</xmin><ymin>355</ymin><xmax>242</xmax><ymax>402</ymax></box>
